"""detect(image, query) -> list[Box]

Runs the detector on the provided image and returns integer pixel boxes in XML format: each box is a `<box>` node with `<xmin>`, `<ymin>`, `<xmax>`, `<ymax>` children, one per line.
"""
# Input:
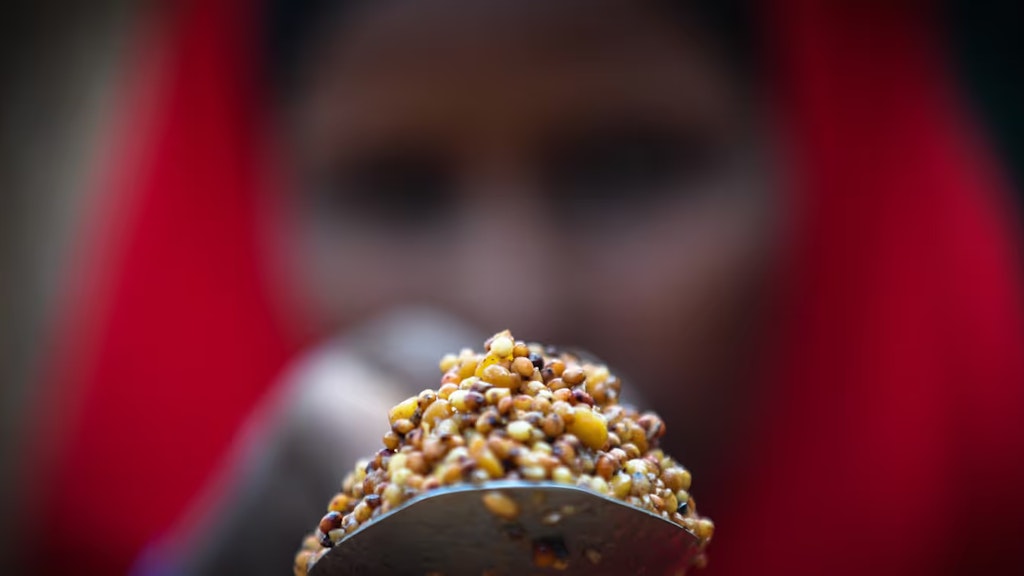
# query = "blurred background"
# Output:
<box><xmin>1</xmin><ymin>0</ymin><xmax>1023</xmax><ymax>575</ymax></box>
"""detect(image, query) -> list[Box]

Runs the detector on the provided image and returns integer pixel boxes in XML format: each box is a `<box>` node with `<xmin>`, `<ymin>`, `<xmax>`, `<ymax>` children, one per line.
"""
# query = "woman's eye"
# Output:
<box><xmin>316</xmin><ymin>152</ymin><xmax>453</xmax><ymax>225</ymax></box>
<box><xmin>545</xmin><ymin>127</ymin><xmax>717</xmax><ymax>211</ymax></box>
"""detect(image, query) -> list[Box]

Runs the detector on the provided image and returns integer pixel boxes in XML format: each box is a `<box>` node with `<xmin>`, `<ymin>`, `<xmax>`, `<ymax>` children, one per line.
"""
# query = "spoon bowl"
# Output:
<box><xmin>309</xmin><ymin>480</ymin><xmax>700</xmax><ymax>576</ymax></box>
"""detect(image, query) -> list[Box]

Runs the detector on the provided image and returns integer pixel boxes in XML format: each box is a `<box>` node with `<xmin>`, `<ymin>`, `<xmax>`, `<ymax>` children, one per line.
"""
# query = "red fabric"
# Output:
<box><xmin>21</xmin><ymin>0</ymin><xmax>1024</xmax><ymax>575</ymax></box>
<box><xmin>707</xmin><ymin>2</ymin><xmax>1024</xmax><ymax>575</ymax></box>
<box><xmin>22</xmin><ymin>1</ymin><xmax>300</xmax><ymax>574</ymax></box>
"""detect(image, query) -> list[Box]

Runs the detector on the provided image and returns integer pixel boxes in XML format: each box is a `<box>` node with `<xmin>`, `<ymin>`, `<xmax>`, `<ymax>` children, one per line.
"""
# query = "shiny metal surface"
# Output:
<box><xmin>310</xmin><ymin>481</ymin><xmax>699</xmax><ymax>576</ymax></box>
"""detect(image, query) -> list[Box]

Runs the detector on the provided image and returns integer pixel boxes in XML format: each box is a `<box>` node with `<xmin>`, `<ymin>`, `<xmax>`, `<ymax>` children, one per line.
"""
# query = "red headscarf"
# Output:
<box><xmin>20</xmin><ymin>1</ymin><xmax>300</xmax><ymax>573</ymax></box>
<box><xmin>20</xmin><ymin>1</ymin><xmax>1024</xmax><ymax>575</ymax></box>
<box><xmin>710</xmin><ymin>2</ymin><xmax>1024</xmax><ymax>574</ymax></box>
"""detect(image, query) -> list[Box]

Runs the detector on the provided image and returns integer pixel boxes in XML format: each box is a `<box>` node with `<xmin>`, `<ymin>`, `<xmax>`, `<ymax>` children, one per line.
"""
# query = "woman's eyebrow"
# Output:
<box><xmin>537</xmin><ymin>117</ymin><xmax>725</xmax><ymax>164</ymax></box>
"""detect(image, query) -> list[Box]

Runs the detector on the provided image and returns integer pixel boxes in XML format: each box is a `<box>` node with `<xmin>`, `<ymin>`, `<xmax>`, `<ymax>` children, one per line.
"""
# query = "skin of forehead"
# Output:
<box><xmin>294</xmin><ymin>0</ymin><xmax>742</xmax><ymax>167</ymax></box>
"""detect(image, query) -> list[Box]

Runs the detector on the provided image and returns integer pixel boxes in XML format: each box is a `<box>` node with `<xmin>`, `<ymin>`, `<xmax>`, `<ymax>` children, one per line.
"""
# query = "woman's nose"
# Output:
<box><xmin>444</xmin><ymin>185</ymin><xmax>561</xmax><ymax>340</ymax></box>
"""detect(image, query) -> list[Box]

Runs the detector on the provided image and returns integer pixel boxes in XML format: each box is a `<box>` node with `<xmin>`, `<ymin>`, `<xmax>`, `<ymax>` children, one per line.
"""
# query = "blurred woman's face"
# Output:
<box><xmin>287</xmin><ymin>0</ymin><xmax>775</xmax><ymax>444</ymax></box>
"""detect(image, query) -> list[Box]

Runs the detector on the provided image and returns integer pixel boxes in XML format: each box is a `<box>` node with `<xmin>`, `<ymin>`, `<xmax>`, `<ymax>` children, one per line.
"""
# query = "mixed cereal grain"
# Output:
<box><xmin>294</xmin><ymin>330</ymin><xmax>713</xmax><ymax>575</ymax></box>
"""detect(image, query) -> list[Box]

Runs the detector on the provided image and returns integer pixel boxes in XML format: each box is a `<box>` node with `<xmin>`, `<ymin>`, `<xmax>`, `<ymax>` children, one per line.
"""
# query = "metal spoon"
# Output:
<box><xmin>309</xmin><ymin>480</ymin><xmax>700</xmax><ymax>576</ymax></box>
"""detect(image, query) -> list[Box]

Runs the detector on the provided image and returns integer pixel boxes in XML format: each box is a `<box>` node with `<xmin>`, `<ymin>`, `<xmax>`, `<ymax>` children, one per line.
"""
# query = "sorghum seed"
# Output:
<box><xmin>562</xmin><ymin>366</ymin><xmax>585</xmax><ymax>385</ymax></box>
<box><xmin>521</xmin><ymin>465</ymin><xmax>547</xmax><ymax>480</ymax></box>
<box><xmin>382</xmin><ymin>431</ymin><xmax>401</xmax><ymax>450</ymax></box>
<box><xmin>485</xmin><ymin>387</ymin><xmax>510</xmax><ymax>405</ymax></box>
<box><xmin>611</xmin><ymin>473</ymin><xmax>632</xmax><ymax>498</ymax></box>
<box><xmin>421</xmin><ymin>399</ymin><xmax>452</xmax><ymax>429</ymax></box>
<box><xmin>624</xmin><ymin>459</ymin><xmax>647</xmax><ymax>475</ymax></box>
<box><xmin>631</xmin><ymin>430</ymin><xmax>649</xmax><ymax>453</ymax></box>
<box><xmin>418</xmin><ymin>388</ymin><xmax>437</xmax><ymax>407</ymax></box>
<box><xmin>475</xmin><ymin>448</ymin><xmax>504</xmax><ymax>478</ymax></box>
<box><xmin>439</xmin><ymin>353</ymin><xmax>458</xmax><ymax>373</ymax></box>
<box><xmin>548</xmin><ymin>359</ymin><xmax>565</xmax><ymax>377</ymax></box>
<box><xmin>628</xmin><ymin>473</ymin><xmax>651</xmax><ymax>496</ymax></box>
<box><xmin>405</xmin><ymin>428</ymin><xmax>424</xmax><ymax>449</ymax></box>
<box><xmin>422</xmin><ymin>437</ymin><xmax>445</xmax><ymax>461</ymax></box>
<box><xmin>354</xmin><ymin>461</ymin><xmax>368</xmax><ymax>480</ymax></box>
<box><xmin>497</xmin><ymin>396</ymin><xmax>513</xmax><ymax>414</ymax></box>
<box><xmin>572</xmin><ymin>389</ymin><xmax>595</xmax><ymax>406</ymax></box>
<box><xmin>438</xmin><ymin>464</ymin><xmax>462</xmax><ymax>485</ymax></box>
<box><xmin>435</xmin><ymin>418</ymin><xmax>460</xmax><ymax>437</ymax></box>
<box><xmin>382</xmin><ymin>483</ymin><xmax>403</xmax><ymax>507</ymax></box>
<box><xmin>507</xmin><ymin>421</ymin><xmax>533</xmax><ymax>442</ymax></box>
<box><xmin>605</xmin><ymin>432</ymin><xmax>622</xmax><ymax>448</ymax></box>
<box><xmin>552</xmin><ymin>466</ymin><xmax>574</xmax><ymax>484</ymax></box>
<box><xmin>490</xmin><ymin>334</ymin><xmax>514</xmax><ymax>358</ymax></box>
<box><xmin>352</xmin><ymin>502</ymin><xmax>372</xmax><ymax>522</ymax></box>
<box><xmin>406</xmin><ymin>453</ymin><xmax>428</xmax><ymax>474</ymax></box>
<box><xmin>391</xmin><ymin>468</ymin><xmax>412</xmax><ymax>487</ymax></box>
<box><xmin>665</xmin><ymin>492</ymin><xmax>679</xmax><ymax>514</ymax></box>
<box><xmin>327</xmin><ymin>494</ymin><xmax>350</xmax><ymax>513</ymax></box>
<box><xmin>448</xmin><ymin>390</ymin><xmax>469</xmax><ymax>411</ymax></box>
<box><xmin>512</xmin><ymin>394</ymin><xmax>533</xmax><ymax>411</ymax></box>
<box><xmin>566</xmin><ymin>407</ymin><xmax>608</xmax><ymax>450</ymax></box>
<box><xmin>552</xmin><ymin>440</ymin><xmax>576</xmax><ymax>466</ymax></box>
<box><xmin>488</xmin><ymin>437</ymin><xmax>514</xmax><ymax>459</ymax></box>
<box><xmin>524</xmin><ymin>380</ymin><xmax>545</xmax><ymax>395</ymax></box>
<box><xmin>294</xmin><ymin>550</ymin><xmax>314</xmax><ymax>576</ymax></box>
<box><xmin>547</xmin><ymin>377</ymin><xmax>568</xmax><ymax>391</ymax></box>
<box><xmin>387</xmin><ymin>453</ymin><xmax>407</xmax><ymax>474</ymax></box>
<box><xmin>388</xmin><ymin>397</ymin><xmax>418</xmax><ymax>425</ymax></box>
<box><xmin>457</xmin><ymin>358</ymin><xmax>478</xmax><ymax>380</ymax></box>
<box><xmin>532</xmin><ymin>396</ymin><xmax>552</xmax><ymax>414</ymax></box>
<box><xmin>541</xmin><ymin>414</ymin><xmax>565</xmax><ymax>438</ymax></box>
<box><xmin>622</xmin><ymin>443</ymin><xmax>641</xmax><ymax>459</ymax></box>
<box><xmin>340</xmin><ymin>514</ymin><xmax>358</xmax><ymax>534</ymax></box>
<box><xmin>482</xmin><ymin>364</ymin><xmax>518</xmax><ymax>388</ymax></box>
<box><xmin>475</xmin><ymin>410</ymin><xmax>501</xmax><ymax>434</ymax></box>
<box><xmin>695</xmin><ymin>518</ymin><xmax>715</xmax><ymax>541</ymax></box>
<box><xmin>470</xmin><ymin>380</ymin><xmax>492</xmax><ymax>394</ymax></box>
<box><xmin>460</xmin><ymin>387</ymin><xmax>483</xmax><ymax>409</ymax></box>
<box><xmin>661</xmin><ymin>468</ymin><xmax>688</xmax><ymax>492</ymax></box>
<box><xmin>437</xmin><ymin>383</ymin><xmax>459</xmax><ymax>399</ymax></box>
<box><xmin>552</xmin><ymin>401</ymin><xmax>574</xmax><ymax>424</ymax></box>
<box><xmin>361</xmin><ymin>476</ymin><xmax>376</xmax><ymax>496</ymax></box>
<box><xmin>676</xmin><ymin>487</ymin><xmax>690</xmax><ymax>504</ymax></box>
<box><xmin>318</xmin><ymin>511</ymin><xmax>342</xmax><ymax>534</ymax></box>
<box><xmin>637</xmin><ymin>413</ymin><xmax>666</xmax><ymax>440</ymax></box>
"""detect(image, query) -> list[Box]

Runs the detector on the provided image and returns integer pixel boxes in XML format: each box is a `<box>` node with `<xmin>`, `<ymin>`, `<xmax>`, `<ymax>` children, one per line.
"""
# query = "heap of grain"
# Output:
<box><xmin>295</xmin><ymin>330</ymin><xmax>713</xmax><ymax>575</ymax></box>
